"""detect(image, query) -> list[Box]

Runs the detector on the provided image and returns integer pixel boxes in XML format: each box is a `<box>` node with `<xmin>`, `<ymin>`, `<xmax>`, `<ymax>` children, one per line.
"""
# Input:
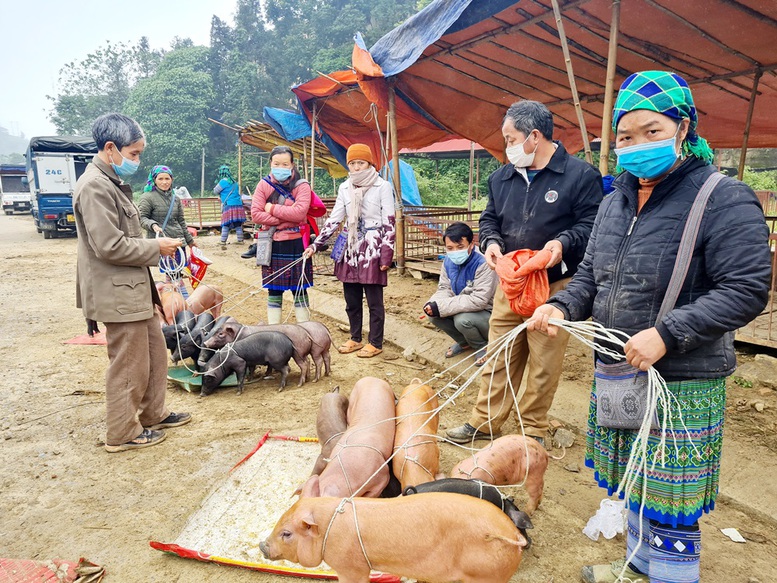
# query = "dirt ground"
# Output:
<box><xmin>1</xmin><ymin>211</ymin><xmax>776</xmax><ymax>583</ymax></box>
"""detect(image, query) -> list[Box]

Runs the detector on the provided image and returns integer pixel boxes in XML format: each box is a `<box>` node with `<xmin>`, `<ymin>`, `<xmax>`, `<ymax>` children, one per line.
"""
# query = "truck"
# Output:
<box><xmin>0</xmin><ymin>164</ymin><xmax>32</xmax><ymax>214</ymax></box>
<box><xmin>26</xmin><ymin>136</ymin><xmax>97</xmax><ymax>238</ymax></box>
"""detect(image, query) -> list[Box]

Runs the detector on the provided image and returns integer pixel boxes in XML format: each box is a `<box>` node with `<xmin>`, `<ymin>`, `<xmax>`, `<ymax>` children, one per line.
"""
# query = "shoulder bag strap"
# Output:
<box><xmin>160</xmin><ymin>191</ymin><xmax>177</xmax><ymax>233</ymax></box>
<box><xmin>655</xmin><ymin>172</ymin><xmax>725</xmax><ymax>324</ymax></box>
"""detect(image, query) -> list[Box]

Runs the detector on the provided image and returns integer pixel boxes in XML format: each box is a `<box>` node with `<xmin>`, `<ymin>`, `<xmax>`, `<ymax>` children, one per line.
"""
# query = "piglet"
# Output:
<box><xmin>392</xmin><ymin>380</ymin><xmax>439</xmax><ymax>490</ymax></box>
<box><xmin>158</xmin><ymin>283</ymin><xmax>187</xmax><ymax>325</ymax></box>
<box><xmin>311</xmin><ymin>386</ymin><xmax>348</xmax><ymax>477</ymax></box>
<box><xmin>200</xmin><ymin>318</ymin><xmax>309</xmax><ymax>386</ymax></box>
<box><xmin>260</xmin><ymin>493</ymin><xmax>526</xmax><ymax>583</ymax></box>
<box><xmin>161</xmin><ymin>310</ymin><xmax>196</xmax><ymax>351</ymax></box>
<box><xmin>450</xmin><ymin>434</ymin><xmax>548</xmax><ymax>515</ymax></box>
<box><xmin>186</xmin><ymin>283</ymin><xmax>223</xmax><ymax>318</ymax></box>
<box><xmin>296</xmin><ymin>321</ymin><xmax>332</xmax><ymax>381</ymax></box>
<box><xmin>300</xmin><ymin>377</ymin><xmax>395</xmax><ymax>498</ymax></box>
<box><xmin>403</xmin><ymin>478</ymin><xmax>533</xmax><ymax>549</ymax></box>
<box><xmin>170</xmin><ymin>312</ymin><xmax>217</xmax><ymax>365</ymax></box>
<box><xmin>200</xmin><ymin>330</ymin><xmax>294</xmax><ymax>396</ymax></box>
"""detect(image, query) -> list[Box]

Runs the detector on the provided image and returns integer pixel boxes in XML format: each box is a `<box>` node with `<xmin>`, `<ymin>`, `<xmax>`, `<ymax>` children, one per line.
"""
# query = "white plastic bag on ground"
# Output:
<box><xmin>583</xmin><ymin>498</ymin><xmax>626</xmax><ymax>541</ymax></box>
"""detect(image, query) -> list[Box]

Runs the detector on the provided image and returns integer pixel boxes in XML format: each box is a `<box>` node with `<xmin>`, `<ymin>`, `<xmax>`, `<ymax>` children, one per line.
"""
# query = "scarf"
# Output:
<box><xmin>613</xmin><ymin>70</ymin><xmax>714</xmax><ymax>164</ymax></box>
<box><xmin>346</xmin><ymin>167</ymin><xmax>380</xmax><ymax>251</ymax></box>
<box><xmin>143</xmin><ymin>165</ymin><xmax>173</xmax><ymax>192</ymax></box>
<box><xmin>217</xmin><ymin>165</ymin><xmax>235</xmax><ymax>184</ymax></box>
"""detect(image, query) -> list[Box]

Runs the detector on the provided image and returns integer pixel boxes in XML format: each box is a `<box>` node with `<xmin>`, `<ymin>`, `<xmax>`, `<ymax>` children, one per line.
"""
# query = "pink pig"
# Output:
<box><xmin>392</xmin><ymin>380</ymin><xmax>440</xmax><ymax>490</ymax></box>
<box><xmin>300</xmin><ymin>377</ymin><xmax>395</xmax><ymax>498</ymax></box>
<box><xmin>450</xmin><ymin>434</ymin><xmax>548</xmax><ymax>515</ymax></box>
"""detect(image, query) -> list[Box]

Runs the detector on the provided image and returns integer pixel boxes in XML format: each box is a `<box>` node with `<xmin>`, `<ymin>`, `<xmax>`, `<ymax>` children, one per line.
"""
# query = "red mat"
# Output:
<box><xmin>0</xmin><ymin>557</ymin><xmax>103</xmax><ymax>583</ymax></box>
<box><xmin>63</xmin><ymin>332</ymin><xmax>107</xmax><ymax>346</ymax></box>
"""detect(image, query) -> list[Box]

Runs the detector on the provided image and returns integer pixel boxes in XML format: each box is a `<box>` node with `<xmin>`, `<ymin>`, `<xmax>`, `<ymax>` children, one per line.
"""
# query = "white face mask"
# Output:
<box><xmin>506</xmin><ymin>131</ymin><xmax>538</xmax><ymax>168</ymax></box>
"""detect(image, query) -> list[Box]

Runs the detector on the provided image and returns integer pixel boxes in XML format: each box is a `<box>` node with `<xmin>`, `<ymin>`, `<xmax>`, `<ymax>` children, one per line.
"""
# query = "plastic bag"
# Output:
<box><xmin>188</xmin><ymin>247</ymin><xmax>212</xmax><ymax>289</ymax></box>
<box><xmin>495</xmin><ymin>248</ymin><xmax>552</xmax><ymax>317</ymax></box>
<box><xmin>583</xmin><ymin>498</ymin><xmax>626</xmax><ymax>541</ymax></box>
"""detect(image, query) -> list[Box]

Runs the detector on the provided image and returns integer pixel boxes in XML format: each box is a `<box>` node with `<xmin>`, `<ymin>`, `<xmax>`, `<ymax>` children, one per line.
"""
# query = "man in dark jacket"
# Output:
<box><xmin>447</xmin><ymin>100</ymin><xmax>603</xmax><ymax>446</ymax></box>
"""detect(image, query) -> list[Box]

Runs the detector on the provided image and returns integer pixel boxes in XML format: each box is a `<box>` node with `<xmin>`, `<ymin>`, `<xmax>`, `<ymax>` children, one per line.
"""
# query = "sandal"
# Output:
<box><xmin>474</xmin><ymin>348</ymin><xmax>488</xmax><ymax>367</ymax></box>
<box><xmin>105</xmin><ymin>428</ymin><xmax>166</xmax><ymax>453</ymax></box>
<box><xmin>581</xmin><ymin>559</ymin><xmax>647</xmax><ymax>583</ymax></box>
<box><xmin>445</xmin><ymin>343</ymin><xmax>471</xmax><ymax>358</ymax></box>
<box><xmin>356</xmin><ymin>343</ymin><xmax>383</xmax><ymax>358</ymax></box>
<box><xmin>338</xmin><ymin>340</ymin><xmax>364</xmax><ymax>354</ymax></box>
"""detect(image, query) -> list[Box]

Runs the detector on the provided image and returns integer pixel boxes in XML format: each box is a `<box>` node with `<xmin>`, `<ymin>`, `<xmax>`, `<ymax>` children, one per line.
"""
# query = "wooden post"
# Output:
<box><xmin>599</xmin><ymin>0</ymin><xmax>620</xmax><ymax>176</ymax></box>
<box><xmin>738</xmin><ymin>70</ymin><xmax>762</xmax><ymax>181</ymax></box>
<box><xmin>200</xmin><ymin>147</ymin><xmax>205</xmax><ymax>197</ymax></box>
<box><xmin>310</xmin><ymin>105</ymin><xmax>317</xmax><ymax>189</ymax></box>
<box><xmin>388</xmin><ymin>84</ymin><xmax>405</xmax><ymax>274</ymax></box>
<box><xmin>468</xmin><ymin>141</ymin><xmax>475</xmax><ymax>211</ymax></box>
<box><xmin>237</xmin><ymin>139</ymin><xmax>243</xmax><ymax>196</ymax></box>
<box><xmin>551</xmin><ymin>0</ymin><xmax>592</xmax><ymax>164</ymax></box>
<box><xmin>476</xmin><ymin>157</ymin><xmax>480</xmax><ymax>200</ymax></box>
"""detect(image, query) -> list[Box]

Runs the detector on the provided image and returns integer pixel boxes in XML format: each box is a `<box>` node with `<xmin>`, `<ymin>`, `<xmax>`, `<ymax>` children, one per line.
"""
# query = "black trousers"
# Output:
<box><xmin>342</xmin><ymin>282</ymin><xmax>385</xmax><ymax>349</ymax></box>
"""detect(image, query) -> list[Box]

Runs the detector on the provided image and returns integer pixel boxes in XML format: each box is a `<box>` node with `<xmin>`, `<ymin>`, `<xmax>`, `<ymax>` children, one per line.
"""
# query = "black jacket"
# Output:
<box><xmin>479</xmin><ymin>142</ymin><xmax>603</xmax><ymax>283</ymax></box>
<box><xmin>549</xmin><ymin>157</ymin><xmax>771</xmax><ymax>381</ymax></box>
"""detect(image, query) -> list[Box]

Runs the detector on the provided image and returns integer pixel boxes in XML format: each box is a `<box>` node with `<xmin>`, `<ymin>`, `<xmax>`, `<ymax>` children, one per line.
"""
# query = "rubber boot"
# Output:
<box><xmin>267</xmin><ymin>306</ymin><xmax>282</xmax><ymax>325</ymax></box>
<box><xmin>294</xmin><ymin>306</ymin><xmax>310</xmax><ymax>323</ymax></box>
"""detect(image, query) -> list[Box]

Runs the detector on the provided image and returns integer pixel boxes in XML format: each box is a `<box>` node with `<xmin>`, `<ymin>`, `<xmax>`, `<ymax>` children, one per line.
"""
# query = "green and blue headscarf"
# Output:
<box><xmin>218</xmin><ymin>165</ymin><xmax>235</xmax><ymax>184</ymax></box>
<box><xmin>143</xmin><ymin>165</ymin><xmax>174</xmax><ymax>192</ymax></box>
<box><xmin>613</xmin><ymin>70</ymin><xmax>714</xmax><ymax>164</ymax></box>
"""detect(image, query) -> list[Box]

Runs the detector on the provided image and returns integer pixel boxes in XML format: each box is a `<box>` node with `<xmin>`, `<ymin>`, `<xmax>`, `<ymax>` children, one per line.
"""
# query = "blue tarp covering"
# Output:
<box><xmin>262</xmin><ymin>107</ymin><xmax>349</xmax><ymax>172</ymax></box>
<box><xmin>367</xmin><ymin>0</ymin><xmax>515</xmax><ymax>77</ymax></box>
<box><xmin>387</xmin><ymin>160</ymin><xmax>422</xmax><ymax>206</ymax></box>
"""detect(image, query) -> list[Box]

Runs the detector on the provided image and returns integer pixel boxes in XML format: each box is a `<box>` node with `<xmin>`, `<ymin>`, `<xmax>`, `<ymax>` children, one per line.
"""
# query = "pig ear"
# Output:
<box><xmin>299</xmin><ymin>512</ymin><xmax>319</xmax><ymax>536</ymax></box>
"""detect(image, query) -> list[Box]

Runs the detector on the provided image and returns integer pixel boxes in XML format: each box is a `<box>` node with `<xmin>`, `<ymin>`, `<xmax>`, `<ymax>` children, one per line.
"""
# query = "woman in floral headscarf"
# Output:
<box><xmin>529</xmin><ymin>71</ymin><xmax>771</xmax><ymax>583</ymax></box>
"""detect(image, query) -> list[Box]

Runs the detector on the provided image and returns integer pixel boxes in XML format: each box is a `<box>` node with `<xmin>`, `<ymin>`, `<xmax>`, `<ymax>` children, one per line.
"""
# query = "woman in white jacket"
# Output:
<box><xmin>304</xmin><ymin>144</ymin><xmax>395</xmax><ymax>358</ymax></box>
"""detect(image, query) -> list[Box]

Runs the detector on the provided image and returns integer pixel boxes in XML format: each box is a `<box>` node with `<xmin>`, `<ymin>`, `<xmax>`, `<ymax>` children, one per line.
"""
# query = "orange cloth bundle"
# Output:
<box><xmin>495</xmin><ymin>248</ymin><xmax>553</xmax><ymax>317</ymax></box>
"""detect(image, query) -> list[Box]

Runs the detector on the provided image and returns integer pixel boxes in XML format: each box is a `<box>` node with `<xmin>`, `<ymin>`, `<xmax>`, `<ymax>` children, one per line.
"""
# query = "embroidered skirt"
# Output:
<box><xmin>262</xmin><ymin>238</ymin><xmax>313</xmax><ymax>291</ymax></box>
<box><xmin>221</xmin><ymin>205</ymin><xmax>246</xmax><ymax>228</ymax></box>
<box><xmin>585</xmin><ymin>377</ymin><xmax>726</xmax><ymax>527</ymax></box>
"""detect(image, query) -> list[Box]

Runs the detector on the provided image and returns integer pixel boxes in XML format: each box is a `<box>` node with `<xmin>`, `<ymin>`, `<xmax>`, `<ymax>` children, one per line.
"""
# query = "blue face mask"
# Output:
<box><xmin>614</xmin><ymin>125</ymin><xmax>681</xmax><ymax>180</ymax></box>
<box><xmin>110</xmin><ymin>150</ymin><xmax>140</xmax><ymax>178</ymax></box>
<box><xmin>271</xmin><ymin>167</ymin><xmax>292</xmax><ymax>181</ymax></box>
<box><xmin>447</xmin><ymin>249</ymin><xmax>470</xmax><ymax>265</ymax></box>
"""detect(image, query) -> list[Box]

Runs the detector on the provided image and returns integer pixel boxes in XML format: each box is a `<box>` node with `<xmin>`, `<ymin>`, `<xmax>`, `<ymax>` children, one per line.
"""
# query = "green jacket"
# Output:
<box><xmin>137</xmin><ymin>188</ymin><xmax>195</xmax><ymax>245</ymax></box>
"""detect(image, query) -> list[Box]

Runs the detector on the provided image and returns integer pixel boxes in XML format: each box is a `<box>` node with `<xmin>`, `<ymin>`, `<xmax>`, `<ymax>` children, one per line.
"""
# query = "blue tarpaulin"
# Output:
<box><xmin>387</xmin><ymin>160</ymin><xmax>422</xmax><ymax>207</ymax></box>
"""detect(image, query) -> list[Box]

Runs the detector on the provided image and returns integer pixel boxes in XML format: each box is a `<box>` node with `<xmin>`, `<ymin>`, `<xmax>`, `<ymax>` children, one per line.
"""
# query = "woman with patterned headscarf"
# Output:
<box><xmin>214</xmin><ymin>164</ymin><xmax>247</xmax><ymax>248</ymax></box>
<box><xmin>529</xmin><ymin>71</ymin><xmax>771</xmax><ymax>583</ymax></box>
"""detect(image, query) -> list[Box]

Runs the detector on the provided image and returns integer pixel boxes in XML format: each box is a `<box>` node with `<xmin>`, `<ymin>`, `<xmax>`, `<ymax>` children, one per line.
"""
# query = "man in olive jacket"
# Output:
<box><xmin>74</xmin><ymin>113</ymin><xmax>191</xmax><ymax>453</ymax></box>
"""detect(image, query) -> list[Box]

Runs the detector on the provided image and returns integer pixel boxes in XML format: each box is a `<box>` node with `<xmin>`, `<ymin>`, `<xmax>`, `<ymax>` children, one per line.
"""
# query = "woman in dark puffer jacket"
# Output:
<box><xmin>530</xmin><ymin>71</ymin><xmax>771</xmax><ymax>583</ymax></box>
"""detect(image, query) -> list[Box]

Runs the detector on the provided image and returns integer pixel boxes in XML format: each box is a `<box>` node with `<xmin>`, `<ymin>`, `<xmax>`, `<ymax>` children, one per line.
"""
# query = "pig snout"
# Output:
<box><xmin>259</xmin><ymin>540</ymin><xmax>271</xmax><ymax>559</ymax></box>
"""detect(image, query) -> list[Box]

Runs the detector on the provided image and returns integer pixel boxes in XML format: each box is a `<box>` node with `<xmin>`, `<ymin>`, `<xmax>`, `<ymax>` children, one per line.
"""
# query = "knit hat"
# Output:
<box><xmin>613</xmin><ymin>70</ymin><xmax>714</xmax><ymax>164</ymax></box>
<box><xmin>346</xmin><ymin>144</ymin><xmax>374</xmax><ymax>166</ymax></box>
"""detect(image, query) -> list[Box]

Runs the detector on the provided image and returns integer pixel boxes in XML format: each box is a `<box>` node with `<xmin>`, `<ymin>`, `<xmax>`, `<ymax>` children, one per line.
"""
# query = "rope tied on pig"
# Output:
<box><xmin>393</xmin><ymin>435</ymin><xmax>440</xmax><ymax>482</ymax></box>
<box><xmin>321</xmin><ymin>498</ymin><xmax>374</xmax><ymax>572</ymax></box>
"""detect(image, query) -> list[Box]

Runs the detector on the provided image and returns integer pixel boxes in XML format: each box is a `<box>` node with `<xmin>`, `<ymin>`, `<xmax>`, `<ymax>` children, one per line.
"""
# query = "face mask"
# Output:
<box><xmin>614</xmin><ymin>124</ymin><xmax>682</xmax><ymax>179</ymax></box>
<box><xmin>447</xmin><ymin>249</ymin><xmax>470</xmax><ymax>265</ymax></box>
<box><xmin>110</xmin><ymin>149</ymin><xmax>140</xmax><ymax>177</ymax></box>
<box><xmin>506</xmin><ymin>131</ymin><xmax>538</xmax><ymax>168</ymax></box>
<box><xmin>271</xmin><ymin>167</ymin><xmax>292</xmax><ymax>181</ymax></box>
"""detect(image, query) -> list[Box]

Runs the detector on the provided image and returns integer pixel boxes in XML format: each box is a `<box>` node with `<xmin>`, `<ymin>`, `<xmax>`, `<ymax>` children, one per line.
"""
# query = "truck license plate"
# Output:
<box><xmin>66</xmin><ymin>214</ymin><xmax>75</xmax><ymax>223</ymax></box>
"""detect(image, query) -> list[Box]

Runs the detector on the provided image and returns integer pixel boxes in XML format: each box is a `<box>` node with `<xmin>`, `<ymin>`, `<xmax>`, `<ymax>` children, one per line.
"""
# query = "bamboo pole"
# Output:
<box><xmin>237</xmin><ymin>139</ymin><xmax>243</xmax><ymax>196</ymax></box>
<box><xmin>738</xmin><ymin>70</ymin><xmax>762</xmax><ymax>180</ymax></box>
<box><xmin>551</xmin><ymin>0</ymin><xmax>592</xmax><ymax>164</ymax></box>
<box><xmin>388</xmin><ymin>84</ymin><xmax>405</xmax><ymax>274</ymax></box>
<box><xmin>310</xmin><ymin>105</ymin><xmax>317</xmax><ymax>189</ymax></box>
<box><xmin>599</xmin><ymin>0</ymin><xmax>620</xmax><ymax>176</ymax></box>
<box><xmin>468</xmin><ymin>141</ymin><xmax>475</xmax><ymax>211</ymax></box>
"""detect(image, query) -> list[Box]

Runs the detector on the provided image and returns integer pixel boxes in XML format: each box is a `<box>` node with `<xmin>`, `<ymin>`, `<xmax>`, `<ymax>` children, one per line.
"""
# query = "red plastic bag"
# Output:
<box><xmin>188</xmin><ymin>247</ymin><xmax>212</xmax><ymax>289</ymax></box>
<box><xmin>308</xmin><ymin>190</ymin><xmax>327</xmax><ymax>218</ymax></box>
<box><xmin>495</xmin><ymin>248</ymin><xmax>553</xmax><ymax>317</ymax></box>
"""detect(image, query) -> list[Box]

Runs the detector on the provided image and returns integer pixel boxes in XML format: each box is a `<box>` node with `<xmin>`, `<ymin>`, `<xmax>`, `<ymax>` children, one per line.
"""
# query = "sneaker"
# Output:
<box><xmin>241</xmin><ymin>243</ymin><xmax>257</xmax><ymax>259</ymax></box>
<box><xmin>148</xmin><ymin>411</ymin><xmax>192</xmax><ymax>430</ymax></box>
<box><xmin>581</xmin><ymin>559</ymin><xmax>647</xmax><ymax>583</ymax></box>
<box><xmin>105</xmin><ymin>428</ymin><xmax>166</xmax><ymax>453</ymax></box>
<box><xmin>446</xmin><ymin>423</ymin><xmax>497</xmax><ymax>444</ymax></box>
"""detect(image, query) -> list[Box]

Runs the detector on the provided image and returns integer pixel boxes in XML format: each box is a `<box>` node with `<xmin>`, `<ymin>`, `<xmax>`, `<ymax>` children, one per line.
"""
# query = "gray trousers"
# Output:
<box><xmin>429</xmin><ymin>310</ymin><xmax>491</xmax><ymax>350</ymax></box>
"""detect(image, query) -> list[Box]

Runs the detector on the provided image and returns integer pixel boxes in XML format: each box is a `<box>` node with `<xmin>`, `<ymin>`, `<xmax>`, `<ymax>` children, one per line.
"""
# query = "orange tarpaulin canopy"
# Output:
<box><xmin>351</xmin><ymin>0</ymin><xmax>777</xmax><ymax>160</ymax></box>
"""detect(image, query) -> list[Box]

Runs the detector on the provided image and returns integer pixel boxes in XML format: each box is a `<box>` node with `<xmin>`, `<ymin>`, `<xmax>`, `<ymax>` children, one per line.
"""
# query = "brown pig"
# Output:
<box><xmin>392</xmin><ymin>380</ymin><xmax>440</xmax><ymax>490</ymax></box>
<box><xmin>296</xmin><ymin>321</ymin><xmax>332</xmax><ymax>381</ymax></box>
<box><xmin>186</xmin><ymin>283</ymin><xmax>223</xmax><ymax>318</ymax></box>
<box><xmin>300</xmin><ymin>377</ymin><xmax>395</xmax><ymax>498</ymax></box>
<box><xmin>158</xmin><ymin>283</ymin><xmax>187</xmax><ymax>325</ymax></box>
<box><xmin>450</xmin><ymin>434</ymin><xmax>548</xmax><ymax>515</ymax></box>
<box><xmin>260</xmin><ymin>493</ymin><xmax>526</xmax><ymax>583</ymax></box>
<box><xmin>311</xmin><ymin>386</ymin><xmax>349</xmax><ymax>477</ymax></box>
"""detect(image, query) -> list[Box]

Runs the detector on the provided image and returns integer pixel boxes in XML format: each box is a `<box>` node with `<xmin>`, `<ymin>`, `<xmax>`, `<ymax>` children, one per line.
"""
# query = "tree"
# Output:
<box><xmin>124</xmin><ymin>46</ymin><xmax>215</xmax><ymax>192</ymax></box>
<box><xmin>47</xmin><ymin>39</ymin><xmax>164</xmax><ymax>135</ymax></box>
